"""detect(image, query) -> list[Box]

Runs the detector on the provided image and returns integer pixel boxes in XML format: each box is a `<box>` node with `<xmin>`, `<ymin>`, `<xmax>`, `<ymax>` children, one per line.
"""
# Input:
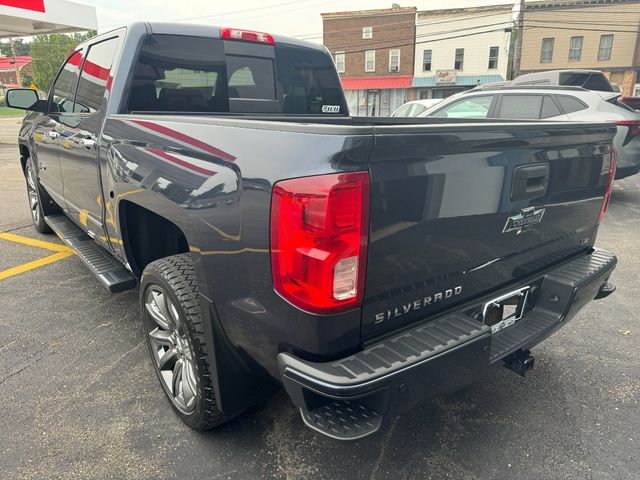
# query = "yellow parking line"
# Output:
<box><xmin>0</xmin><ymin>232</ymin><xmax>72</xmax><ymax>253</ymax></box>
<box><xmin>189</xmin><ymin>245</ymin><xmax>268</xmax><ymax>255</ymax></box>
<box><xmin>0</xmin><ymin>231</ymin><xmax>75</xmax><ymax>281</ymax></box>
<box><xmin>200</xmin><ymin>220</ymin><xmax>241</xmax><ymax>242</ymax></box>
<box><xmin>0</xmin><ymin>251</ymin><xmax>74</xmax><ymax>281</ymax></box>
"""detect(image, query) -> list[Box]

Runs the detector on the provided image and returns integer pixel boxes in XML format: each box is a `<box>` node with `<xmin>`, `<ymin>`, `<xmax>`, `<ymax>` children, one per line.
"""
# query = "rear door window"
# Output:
<box><xmin>498</xmin><ymin>95</ymin><xmax>543</xmax><ymax>119</ymax></box>
<box><xmin>126</xmin><ymin>34</ymin><xmax>347</xmax><ymax>115</ymax></box>
<box><xmin>75</xmin><ymin>37</ymin><xmax>119</xmax><ymax>113</ymax></box>
<box><xmin>541</xmin><ymin>95</ymin><xmax>561</xmax><ymax>118</ymax></box>
<box><xmin>557</xmin><ymin>95</ymin><xmax>588</xmax><ymax>114</ymax></box>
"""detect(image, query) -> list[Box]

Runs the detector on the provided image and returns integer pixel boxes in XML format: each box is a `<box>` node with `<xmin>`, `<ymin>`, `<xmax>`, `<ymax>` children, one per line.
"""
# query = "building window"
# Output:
<box><xmin>389</xmin><ymin>49</ymin><xmax>400</xmax><ymax>72</ymax></box>
<box><xmin>365</xmin><ymin>50</ymin><xmax>375</xmax><ymax>72</ymax></box>
<box><xmin>454</xmin><ymin>48</ymin><xmax>464</xmax><ymax>70</ymax></box>
<box><xmin>540</xmin><ymin>38</ymin><xmax>554</xmax><ymax>63</ymax></box>
<box><xmin>598</xmin><ymin>34</ymin><xmax>613</xmax><ymax>61</ymax></box>
<box><xmin>488</xmin><ymin>46</ymin><xmax>499</xmax><ymax>69</ymax></box>
<box><xmin>423</xmin><ymin>50</ymin><xmax>432</xmax><ymax>71</ymax></box>
<box><xmin>335</xmin><ymin>52</ymin><xmax>345</xmax><ymax>73</ymax></box>
<box><xmin>569</xmin><ymin>36</ymin><xmax>583</xmax><ymax>61</ymax></box>
<box><xmin>362</xmin><ymin>26</ymin><xmax>372</xmax><ymax>39</ymax></box>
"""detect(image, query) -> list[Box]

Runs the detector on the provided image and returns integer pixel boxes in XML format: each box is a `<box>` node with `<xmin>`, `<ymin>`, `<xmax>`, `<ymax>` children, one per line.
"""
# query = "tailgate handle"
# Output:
<box><xmin>511</xmin><ymin>163</ymin><xmax>549</xmax><ymax>201</ymax></box>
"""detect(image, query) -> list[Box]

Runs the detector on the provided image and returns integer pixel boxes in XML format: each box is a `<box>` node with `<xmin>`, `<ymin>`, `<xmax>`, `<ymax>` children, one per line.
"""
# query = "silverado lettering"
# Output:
<box><xmin>374</xmin><ymin>286</ymin><xmax>463</xmax><ymax>323</ymax></box>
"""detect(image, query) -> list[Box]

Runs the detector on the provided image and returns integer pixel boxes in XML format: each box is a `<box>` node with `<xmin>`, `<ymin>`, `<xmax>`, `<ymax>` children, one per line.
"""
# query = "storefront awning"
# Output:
<box><xmin>341</xmin><ymin>75</ymin><xmax>413</xmax><ymax>90</ymax></box>
<box><xmin>412</xmin><ymin>74</ymin><xmax>505</xmax><ymax>88</ymax></box>
<box><xmin>0</xmin><ymin>0</ymin><xmax>97</xmax><ymax>38</ymax></box>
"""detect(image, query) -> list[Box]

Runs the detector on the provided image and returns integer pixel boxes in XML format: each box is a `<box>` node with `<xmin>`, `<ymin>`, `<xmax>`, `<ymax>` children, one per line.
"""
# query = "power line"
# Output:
<box><xmin>526</xmin><ymin>17</ymin><xmax>640</xmax><ymax>25</ymax></box>
<box><xmin>25</xmin><ymin>18</ymin><xmax>640</xmax><ymax>58</ymax></box>
<box><xmin>320</xmin><ymin>15</ymin><xmax>639</xmax><ymax>54</ymax></box>
<box><xmin>22</xmin><ymin>16</ymin><xmax>640</xmax><ymax>54</ymax></box>
<box><xmin>298</xmin><ymin>5</ymin><xmax>640</xmax><ymax>39</ymax></box>
<box><xmin>323</xmin><ymin>20</ymin><xmax>514</xmax><ymax>53</ymax></box>
<box><xmin>337</xmin><ymin>27</ymin><xmax>515</xmax><ymax>56</ymax></box>
<box><xmin>98</xmin><ymin>0</ymin><xmax>342</xmax><ymax>29</ymax></box>
<box><xmin>300</xmin><ymin>16</ymin><xmax>638</xmax><ymax>42</ymax></box>
<box><xmin>175</xmin><ymin>0</ymin><xmax>322</xmax><ymax>22</ymax></box>
<box><xmin>525</xmin><ymin>24</ymin><xmax>638</xmax><ymax>33</ymax></box>
<box><xmin>26</xmin><ymin>17</ymin><xmax>511</xmax><ymax>51</ymax></box>
<box><xmin>297</xmin><ymin>9</ymin><xmax>516</xmax><ymax>40</ymax></box>
<box><xmin>331</xmin><ymin>17</ymin><xmax>640</xmax><ymax>56</ymax></box>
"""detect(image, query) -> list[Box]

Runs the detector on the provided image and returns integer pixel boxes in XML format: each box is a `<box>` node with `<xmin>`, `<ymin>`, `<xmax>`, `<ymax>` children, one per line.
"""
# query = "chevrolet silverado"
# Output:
<box><xmin>8</xmin><ymin>23</ymin><xmax>618</xmax><ymax>440</ymax></box>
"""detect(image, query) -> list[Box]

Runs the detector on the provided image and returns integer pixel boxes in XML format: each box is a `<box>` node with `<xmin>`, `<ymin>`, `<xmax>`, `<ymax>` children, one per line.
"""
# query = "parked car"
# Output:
<box><xmin>391</xmin><ymin>99</ymin><xmax>442</xmax><ymax>117</ymax></box>
<box><xmin>421</xmin><ymin>85</ymin><xmax>640</xmax><ymax>179</ymax></box>
<box><xmin>511</xmin><ymin>69</ymin><xmax>615</xmax><ymax>92</ymax></box>
<box><xmin>8</xmin><ymin>23</ymin><xmax>618</xmax><ymax>441</ymax></box>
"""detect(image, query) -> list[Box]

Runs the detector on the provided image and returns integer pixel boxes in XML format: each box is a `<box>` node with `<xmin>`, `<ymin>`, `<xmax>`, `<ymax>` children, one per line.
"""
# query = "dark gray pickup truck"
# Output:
<box><xmin>9</xmin><ymin>22</ymin><xmax>618</xmax><ymax>440</ymax></box>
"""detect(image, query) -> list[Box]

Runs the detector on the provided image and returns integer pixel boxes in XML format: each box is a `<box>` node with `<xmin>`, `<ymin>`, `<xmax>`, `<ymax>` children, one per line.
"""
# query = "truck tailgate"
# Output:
<box><xmin>362</xmin><ymin>122</ymin><xmax>615</xmax><ymax>338</ymax></box>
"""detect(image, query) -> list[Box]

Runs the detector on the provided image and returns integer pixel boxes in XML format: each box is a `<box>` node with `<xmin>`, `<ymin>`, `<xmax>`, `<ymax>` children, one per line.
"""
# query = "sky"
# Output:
<box><xmin>85</xmin><ymin>0</ymin><xmax>519</xmax><ymax>41</ymax></box>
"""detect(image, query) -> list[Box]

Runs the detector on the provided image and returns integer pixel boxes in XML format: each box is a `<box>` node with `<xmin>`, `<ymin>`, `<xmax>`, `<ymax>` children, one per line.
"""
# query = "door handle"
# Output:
<box><xmin>511</xmin><ymin>163</ymin><xmax>550</xmax><ymax>201</ymax></box>
<box><xmin>47</xmin><ymin>131</ymin><xmax>60</xmax><ymax>139</ymax></box>
<box><xmin>81</xmin><ymin>138</ymin><xmax>96</xmax><ymax>149</ymax></box>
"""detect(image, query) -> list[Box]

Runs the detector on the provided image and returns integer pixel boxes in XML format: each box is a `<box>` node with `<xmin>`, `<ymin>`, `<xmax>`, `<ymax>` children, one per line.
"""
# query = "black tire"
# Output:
<box><xmin>24</xmin><ymin>158</ymin><xmax>52</xmax><ymax>234</ymax></box>
<box><xmin>140</xmin><ymin>253</ymin><xmax>234</xmax><ymax>430</ymax></box>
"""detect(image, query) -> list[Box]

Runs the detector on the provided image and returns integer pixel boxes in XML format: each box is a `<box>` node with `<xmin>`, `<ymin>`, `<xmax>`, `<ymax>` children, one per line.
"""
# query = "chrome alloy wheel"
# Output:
<box><xmin>145</xmin><ymin>286</ymin><xmax>198</xmax><ymax>414</ymax></box>
<box><xmin>25</xmin><ymin>163</ymin><xmax>40</xmax><ymax>225</ymax></box>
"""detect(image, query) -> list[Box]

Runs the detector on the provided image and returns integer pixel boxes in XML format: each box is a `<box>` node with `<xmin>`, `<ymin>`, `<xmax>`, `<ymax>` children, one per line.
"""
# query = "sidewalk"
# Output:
<box><xmin>0</xmin><ymin>115</ymin><xmax>23</xmax><ymax>144</ymax></box>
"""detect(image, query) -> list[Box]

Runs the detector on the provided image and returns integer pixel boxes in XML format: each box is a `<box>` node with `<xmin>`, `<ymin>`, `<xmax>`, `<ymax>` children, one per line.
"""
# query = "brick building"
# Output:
<box><xmin>321</xmin><ymin>6</ymin><xmax>416</xmax><ymax>116</ymax></box>
<box><xmin>0</xmin><ymin>55</ymin><xmax>33</xmax><ymax>87</ymax></box>
<box><xmin>520</xmin><ymin>0</ymin><xmax>640</xmax><ymax>96</ymax></box>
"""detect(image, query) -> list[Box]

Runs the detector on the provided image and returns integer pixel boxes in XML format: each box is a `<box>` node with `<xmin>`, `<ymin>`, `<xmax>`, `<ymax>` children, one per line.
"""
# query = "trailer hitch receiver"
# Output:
<box><xmin>503</xmin><ymin>349</ymin><xmax>535</xmax><ymax>377</ymax></box>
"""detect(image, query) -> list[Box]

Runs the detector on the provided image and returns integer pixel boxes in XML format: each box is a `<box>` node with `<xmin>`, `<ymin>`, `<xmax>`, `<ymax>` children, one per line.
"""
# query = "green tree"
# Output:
<box><xmin>30</xmin><ymin>30</ymin><xmax>96</xmax><ymax>93</ymax></box>
<box><xmin>21</xmin><ymin>73</ymin><xmax>34</xmax><ymax>87</ymax></box>
<box><xmin>0</xmin><ymin>38</ymin><xmax>30</xmax><ymax>57</ymax></box>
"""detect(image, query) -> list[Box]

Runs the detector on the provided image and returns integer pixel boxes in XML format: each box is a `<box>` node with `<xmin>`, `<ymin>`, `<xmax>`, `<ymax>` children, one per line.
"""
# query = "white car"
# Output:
<box><xmin>419</xmin><ymin>85</ymin><xmax>640</xmax><ymax>179</ymax></box>
<box><xmin>391</xmin><ymin>99</ymin><xmax>442</xmax><ymax>117</ymax></box>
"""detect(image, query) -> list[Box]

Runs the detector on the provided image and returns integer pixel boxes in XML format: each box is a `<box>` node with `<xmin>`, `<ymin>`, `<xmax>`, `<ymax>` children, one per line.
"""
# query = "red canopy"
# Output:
<box><xmin>0</xmin><ymin>55</ymin><xmax>30</xmax><ymax>70</ymax></box>
<box><xmin>340</xmin><ymin>75</ymin><xmax>413</xmax><ymax>90</ymax></box>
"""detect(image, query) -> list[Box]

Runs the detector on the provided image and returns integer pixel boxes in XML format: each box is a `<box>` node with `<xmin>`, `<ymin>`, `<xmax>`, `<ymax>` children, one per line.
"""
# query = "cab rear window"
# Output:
<box><xmin>126</xmin><ymin>34</ymin><xmax>347</xmax><ymax>115</ymax></box>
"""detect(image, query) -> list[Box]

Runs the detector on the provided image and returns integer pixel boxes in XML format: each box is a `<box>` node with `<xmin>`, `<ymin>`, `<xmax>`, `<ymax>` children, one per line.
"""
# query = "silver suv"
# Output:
<box><xmin>420</xmin><ymin>86</ymin><xmax>640</xmax><ymax>179</ymax></box>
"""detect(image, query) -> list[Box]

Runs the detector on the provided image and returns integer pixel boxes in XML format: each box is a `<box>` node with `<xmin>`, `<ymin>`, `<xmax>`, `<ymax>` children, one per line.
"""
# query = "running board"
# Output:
<box><xmin>45</xmin><ymin>214</ymin><xmax>137</xmax><ymax>293</ymax></box>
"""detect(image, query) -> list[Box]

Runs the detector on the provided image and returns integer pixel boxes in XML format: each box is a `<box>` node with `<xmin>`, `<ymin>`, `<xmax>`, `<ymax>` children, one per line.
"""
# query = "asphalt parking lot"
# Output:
<box><xmin>0</xmin><ymin>115</ymin><xmax>638</xmax><ymax>480</ymax></box>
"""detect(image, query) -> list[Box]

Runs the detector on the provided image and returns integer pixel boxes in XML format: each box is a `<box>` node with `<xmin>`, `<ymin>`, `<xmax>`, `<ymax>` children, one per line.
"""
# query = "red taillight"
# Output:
<box><xmin>221</xmin><ymin>28</ymin><xmax>274</xmax><ymax>45</ymax></box>
<box><xmin>598</xmin><ymin>149</ymin><xmax>616</xmax><ymax>224</ymax></box>
<box><xmin>615</xmin><ymin>120</ymin><xmax>640</xmax><ymax>138</ymax></box>
<box><xmin>270</xmin><ymin>172</ymin><xmax>370</xmax><ymax>314</ymax></box>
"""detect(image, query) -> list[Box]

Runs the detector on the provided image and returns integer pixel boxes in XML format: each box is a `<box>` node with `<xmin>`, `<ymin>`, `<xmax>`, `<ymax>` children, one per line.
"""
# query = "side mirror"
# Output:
<box><xmin>6</xmin><ymin>88</ymin><xmax>45</xmax><ymax>112</ymax></box>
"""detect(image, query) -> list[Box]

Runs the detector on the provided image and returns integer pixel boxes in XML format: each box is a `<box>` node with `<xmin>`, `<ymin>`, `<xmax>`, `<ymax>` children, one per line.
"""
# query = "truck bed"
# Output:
<box><xmin>103</xmin><ymin>113</ymin><xmax>615</xmax><ymax>346</ymax></box>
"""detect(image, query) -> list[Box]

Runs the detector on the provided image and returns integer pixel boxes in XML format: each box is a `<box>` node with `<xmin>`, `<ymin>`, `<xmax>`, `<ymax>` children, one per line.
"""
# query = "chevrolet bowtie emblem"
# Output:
<box><xmin>503</xmin><ymin>207</ymin><xmax>546</xmax><ymax>234</ymax></box>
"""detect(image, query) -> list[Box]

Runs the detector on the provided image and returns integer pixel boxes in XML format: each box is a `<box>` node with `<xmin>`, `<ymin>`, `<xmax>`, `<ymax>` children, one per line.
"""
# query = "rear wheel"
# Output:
<box><xmin>24</xmin><ymin>159</ymin><xmax>52</xmax><ymax>234</ymax></box>
<box><xmin>140</xmin><ymin>254</ymin><xmax>234</xmax><ymax>429</ymax></box>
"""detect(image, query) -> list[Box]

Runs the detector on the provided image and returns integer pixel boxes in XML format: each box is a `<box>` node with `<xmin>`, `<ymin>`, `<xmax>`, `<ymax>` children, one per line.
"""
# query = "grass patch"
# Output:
<box><xmin>0</xmin><ymin>106</ymin><xmax>25</xmax><ymax>116</ymax></box>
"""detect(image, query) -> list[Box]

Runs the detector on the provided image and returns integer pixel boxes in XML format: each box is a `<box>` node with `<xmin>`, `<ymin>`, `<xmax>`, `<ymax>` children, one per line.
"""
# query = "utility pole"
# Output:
<box><xmin>9</xmin><ymin>37</ymin><xmax>22</xmax><ymax>86</ymax></box>
<box><xmin>511</xmin><ymin>0</ymin><xmax>525</xmax><ymax>80</ymax></box>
